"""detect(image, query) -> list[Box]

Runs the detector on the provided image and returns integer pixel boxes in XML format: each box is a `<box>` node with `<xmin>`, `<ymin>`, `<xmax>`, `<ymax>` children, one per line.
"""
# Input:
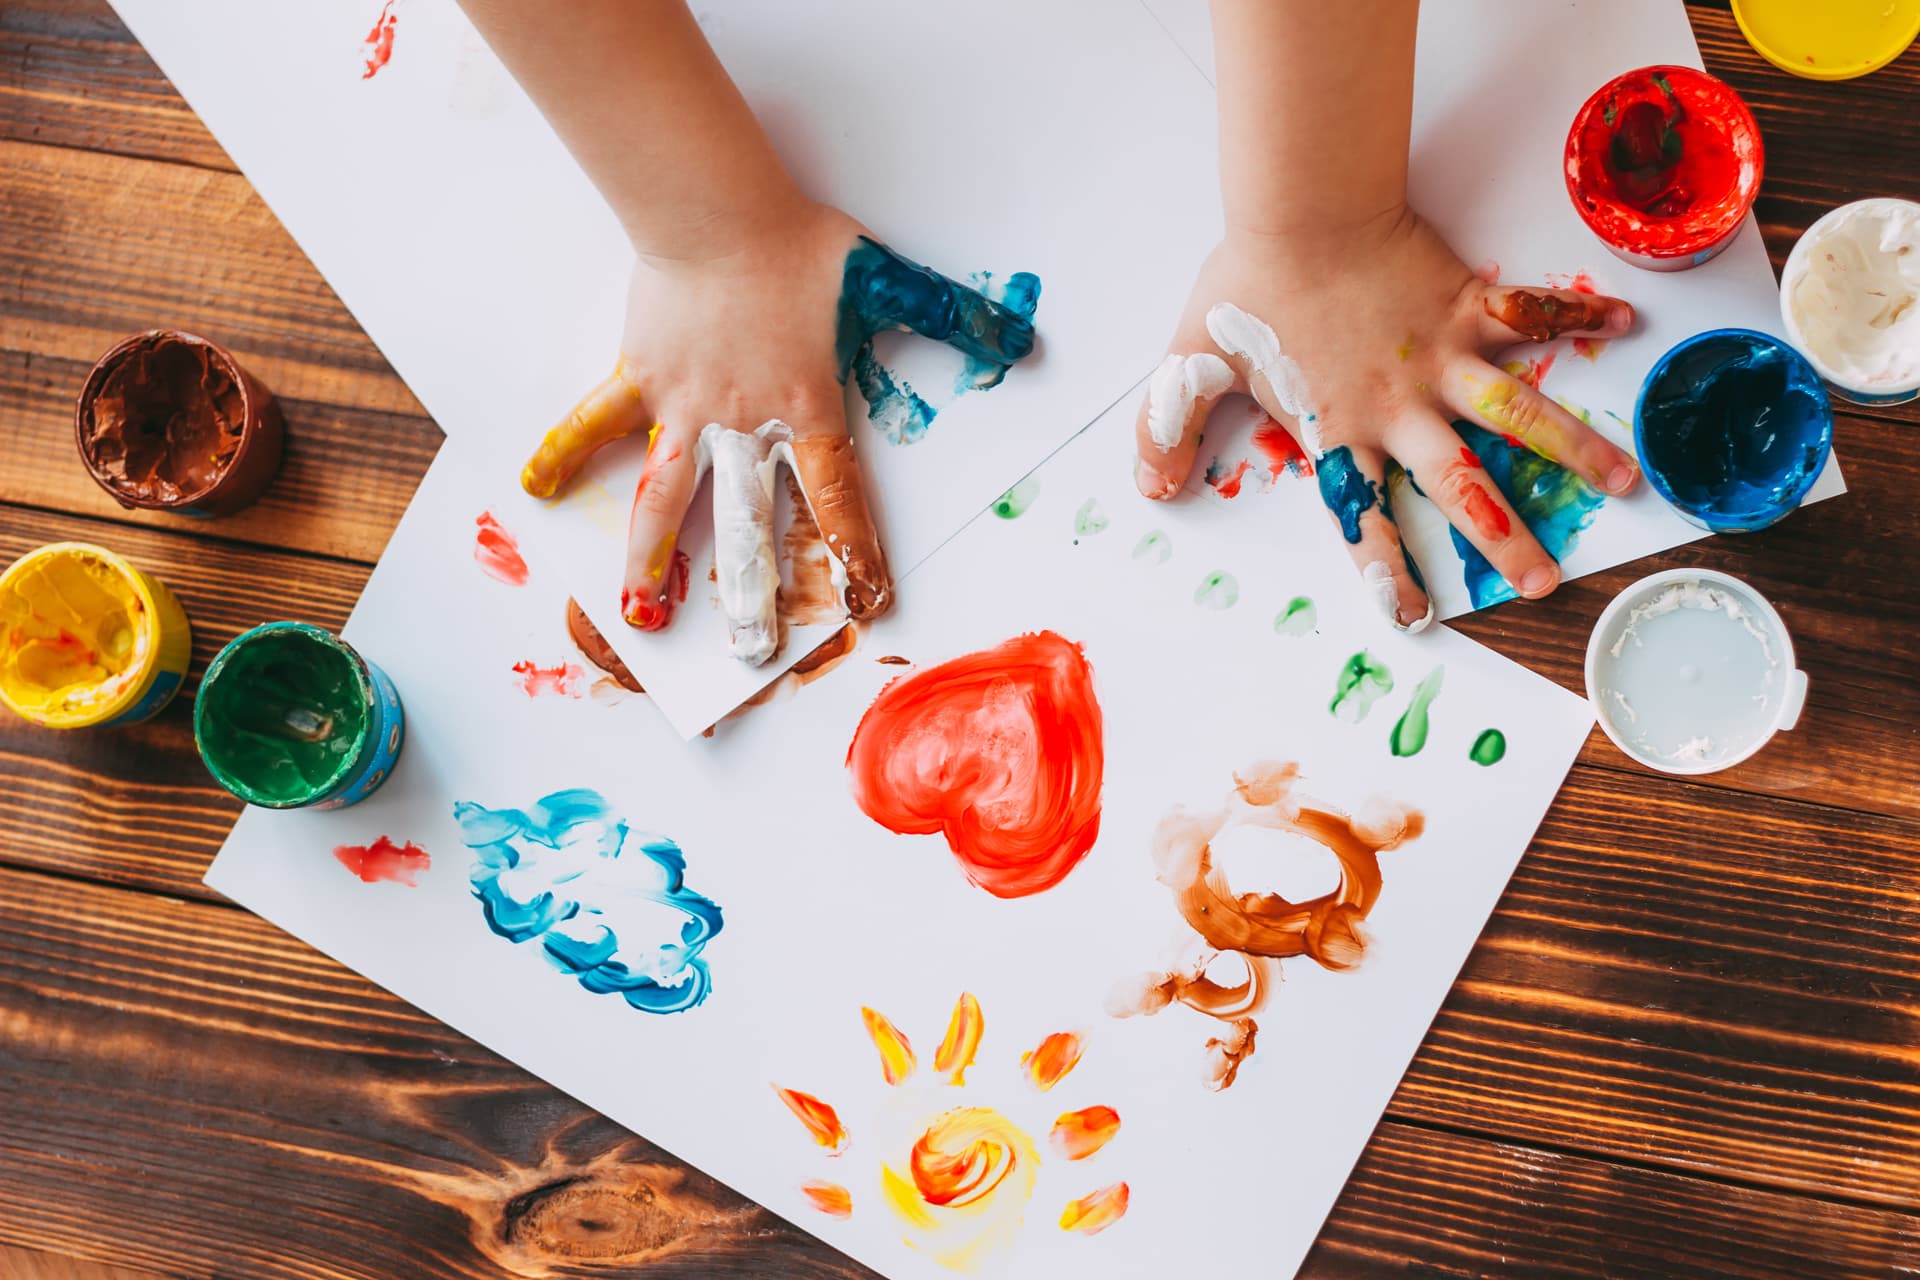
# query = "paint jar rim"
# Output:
<box><xmin>1562</xmin><ymin>64</ymin><xmax>1764</xmax><ymax>263</ymax></box>
<box><xmin>194</xmin><ymin>621</ymin><xmax>379</xmax><ymax>808</ymax></box>
<box><xmin>1584</xmin><ymin>567</ymin><xmax>1807</xmax><ymax>776</ymax></box>
<box><xmin>0</xmin><ymin>541</ymin><xmax>170</xmax><ymax>728</ymax></box>
<box><xmin>1778</xmin><ymin>197</ymin><xmax>1920</xmax><ymax>400</ymax></box>
<box><xmin>1731</xmin><ymin>0</ymin><xmax>1920</xmax><ymax>81</ymax></box>
<box><xmin>74</xmin><ymin>329</ymin><xmax>278</xmax><ymax>512</ymax></box>
<box><xmin>1632</xmin><ymin>327</ymin><xmax>1834</xmax><ymax>532</ymax></box>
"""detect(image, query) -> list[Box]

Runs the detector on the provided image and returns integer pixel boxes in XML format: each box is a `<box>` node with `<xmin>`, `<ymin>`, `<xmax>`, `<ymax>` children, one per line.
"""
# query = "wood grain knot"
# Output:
<box><xmin>502</xmin><ymin>1176</ymin><xmax>683</xmax><ymax>1261</ymax></box>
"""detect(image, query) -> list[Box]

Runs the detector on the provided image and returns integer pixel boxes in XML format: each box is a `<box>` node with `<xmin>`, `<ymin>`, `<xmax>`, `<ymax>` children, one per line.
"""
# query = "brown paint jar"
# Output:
<box><xmin>75</xmin><ymin>330</ymin><xmax>286</xmax><ymax>517</ymax></box>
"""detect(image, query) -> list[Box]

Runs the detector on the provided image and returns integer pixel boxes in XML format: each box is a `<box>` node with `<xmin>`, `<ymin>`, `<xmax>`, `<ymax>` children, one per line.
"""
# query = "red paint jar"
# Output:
<box><xmin>75</xmin><ymin>330</ymin><xmax>286</xmax><ymax>517</ymax></box>
<box><xmin>1564</xmin><ymin>65</ymin><xmax>1764</xmax><ymax>272</ymax></box>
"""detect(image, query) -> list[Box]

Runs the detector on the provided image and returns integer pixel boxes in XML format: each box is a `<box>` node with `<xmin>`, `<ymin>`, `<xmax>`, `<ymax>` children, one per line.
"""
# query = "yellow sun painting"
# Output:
<box><xmin>774</xmin><ymin>993</ymin><xmax>1129</xmax><ymax>1271</ymax></box>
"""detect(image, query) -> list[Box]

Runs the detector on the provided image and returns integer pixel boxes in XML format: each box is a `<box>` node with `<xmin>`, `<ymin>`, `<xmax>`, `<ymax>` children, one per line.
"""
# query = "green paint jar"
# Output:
<box><xmin>194</xmin><ymin>622</ymin><xmax>405</xmax><ymax>809</ymax></box>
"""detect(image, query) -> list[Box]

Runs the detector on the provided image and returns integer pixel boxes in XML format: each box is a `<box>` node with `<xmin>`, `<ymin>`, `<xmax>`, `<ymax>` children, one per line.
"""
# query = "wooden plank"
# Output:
<box><xmin>2</xmin><ymin>862</ymin><xmax>1912</xmax><ymax>1280</ymax></box>
<box><xmin>0</xmin><ymin>503</ymin><xmax>367</xmax><ymax>901</ymax></box>
<box><xmin>0</xmin><ymin>1244</ymin><xmax>167</xmax><ymax>1280</ymax></box>
<box><xmin>0</xmin><ymin>137</ymin><xmax>440</xmax><ymax>562</ymax></box>
<box><xmin>0</xmin><ymin>0</ymin><xmax>233</xmax><ymax>172</ymax></box>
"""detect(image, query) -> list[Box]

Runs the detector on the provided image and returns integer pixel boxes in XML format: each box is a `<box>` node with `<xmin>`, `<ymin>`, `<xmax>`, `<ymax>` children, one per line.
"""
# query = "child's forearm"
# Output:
<box><xmin>459</xmin><ymin>0</ymin><xmax>801</xmax><ymax>262</ymax></box>
<box><xmin>1209</xmin><ymin>0</ymin><xmax>1418</xmax><ymax>243</ymax></box>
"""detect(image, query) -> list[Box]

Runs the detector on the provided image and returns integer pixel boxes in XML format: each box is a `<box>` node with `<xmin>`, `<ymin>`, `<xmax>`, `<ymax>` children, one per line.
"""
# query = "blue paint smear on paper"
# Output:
<box><xmin>452</xmin><ymin>787</ymin><xmax>724</xmax><ymax>1014</ymax></box>
<box><xmin>836</xmin><ymin>237</ymin><xmax>1040</xmax><ymax>445</ymax></box>
<box><xmin>1450</xmin><ymin>423</ymin><xmax>1606</xmax><ymax>608</ymax></box>
<box><xmin>1317</xmin><ymin>445</ymin><xmax>1379</xmax><ymax>543</ymax></box>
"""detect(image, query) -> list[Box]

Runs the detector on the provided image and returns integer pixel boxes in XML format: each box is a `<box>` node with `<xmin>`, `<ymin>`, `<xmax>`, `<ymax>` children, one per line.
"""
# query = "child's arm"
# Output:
<box><xmin>1135</xmin><ymin>0</ymin><xmax>1640</xmax><ymax>631</ymax></box>
<box><xmin>461</xmin><ymin>0</ymin><xmax>1034</xmax><ymax>661</ymax></box>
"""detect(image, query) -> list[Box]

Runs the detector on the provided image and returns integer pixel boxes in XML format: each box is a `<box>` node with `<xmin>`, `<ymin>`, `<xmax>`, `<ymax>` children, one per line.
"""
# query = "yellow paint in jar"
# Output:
<box><xmin>0</xmin><ymin>542</ymin><xmax>192</xmax><ymax>728</ymax></box>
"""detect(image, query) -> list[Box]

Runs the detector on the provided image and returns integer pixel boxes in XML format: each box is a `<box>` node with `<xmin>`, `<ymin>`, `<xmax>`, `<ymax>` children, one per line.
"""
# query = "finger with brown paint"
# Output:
<box><xmin>522</xmin><ymin>360</ymin><xmax>652</xmax><ymax>498</ymax></box>
<box><xmin>790</xmin><ymin>427</ymin><xmax>892</xmax><ymax>620</ymax></box>
<box><xmin>1476</xmin><ymin>285</ymin><xmax>1633</xmax><ymax>347</ymax></box>
<box><xmin>1391</xmin><ymin>416</ymin><xmax>1560</xmax><ymax>601</ymax></box>
<box><xmin>619</xmin><ymin>421</ymin><xmax>701</xmax><ymax>631</ymax></box>
<box><xmin>1446</xmin><ymin>361</ymin><xmax>1638</xmax><ymax>496</ymax></box>
<box><xmin>1315</xmin><ymin>439</ymin><xmax>1432</xmax><ymax>632</ymax></box>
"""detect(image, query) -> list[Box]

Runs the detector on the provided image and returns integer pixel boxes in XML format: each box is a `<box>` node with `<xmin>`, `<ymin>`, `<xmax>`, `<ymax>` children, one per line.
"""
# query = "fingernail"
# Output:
<box><xmin>1607</xmin><ymin>302</ymin><xmax>1634</xmax><ymax>333</ymax></box>
<box><xmin>1606</xmin><ymin>462</ymin><xmax>1638</xmax><ymax>496</ymax></box>
<box><xmin>1519</xmin><ymin>565</ymin><xmax>1558</xmax><ymax>597</ymax></box>
<box><xmin>1136</xmin><ymin>459</ymin><xmax>1178</xmax><ymax>500</ymax></box>
<box><xmin>1396</xmin><ymin>600</ymin><xmax>1432</xmax><ymax>632</ymax></box>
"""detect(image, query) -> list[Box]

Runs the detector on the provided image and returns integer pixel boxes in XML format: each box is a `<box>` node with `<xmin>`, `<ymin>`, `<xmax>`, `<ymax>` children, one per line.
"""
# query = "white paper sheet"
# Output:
<box><xmin>1144</xmin><ymin>0</ymin><xmax>1846</xmax><ymax>619</ymax></box>
<box><xmin>207</xmin><ymin>400</ymin><xmax>1593</xmax><ymax>1280</ymax></box>
<box><xmin>104</xmin><ymin>0</ymin><xmax>1224</xmax><ymax>734</ymax></box>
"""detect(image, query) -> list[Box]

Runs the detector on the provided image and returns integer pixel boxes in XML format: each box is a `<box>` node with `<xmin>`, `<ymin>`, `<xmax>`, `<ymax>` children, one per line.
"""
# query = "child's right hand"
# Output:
<box><xmin>1134</xmin><ymin>207</ymin><xmax>1639</xmax><ymax>631</ymax></box>
<box><xmin>521</xmin><ymin>196</ymin><xmax>1035</xmax><ymax>665</ymax></box>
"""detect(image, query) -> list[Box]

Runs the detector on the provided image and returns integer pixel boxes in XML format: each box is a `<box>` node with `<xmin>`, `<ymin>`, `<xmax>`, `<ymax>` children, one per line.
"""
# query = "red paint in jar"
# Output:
<box><xmin>1564</xmin><ymin>66</ymin><xmax>1763</xmax><ymax>272</ymax></box>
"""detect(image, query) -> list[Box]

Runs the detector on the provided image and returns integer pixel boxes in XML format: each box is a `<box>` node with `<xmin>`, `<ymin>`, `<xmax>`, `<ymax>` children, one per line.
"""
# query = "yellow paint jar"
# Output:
<box><xmin>1732</xmin><ymin>0</ymin><xmax>1920</xmax><ymax>81</ymax></box>
<box><xmin>0</xmin><ymin>542</ymin><xmax>192</xmax><ymax>729</ymax></box>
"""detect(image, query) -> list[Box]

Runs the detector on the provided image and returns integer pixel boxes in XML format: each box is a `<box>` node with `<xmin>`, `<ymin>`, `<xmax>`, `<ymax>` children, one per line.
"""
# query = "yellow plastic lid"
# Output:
<box><xmin>1732</xmin><ymin>0</ymin><xmax>1920</xmax><ymax>81</ymax></box>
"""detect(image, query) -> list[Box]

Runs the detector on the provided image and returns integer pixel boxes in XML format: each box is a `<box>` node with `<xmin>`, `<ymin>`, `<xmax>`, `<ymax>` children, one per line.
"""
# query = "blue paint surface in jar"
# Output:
<box><xmin>1634</xmin><ymin>328</ymin><xmax>1833</xmax><ymax>533</ymax></box>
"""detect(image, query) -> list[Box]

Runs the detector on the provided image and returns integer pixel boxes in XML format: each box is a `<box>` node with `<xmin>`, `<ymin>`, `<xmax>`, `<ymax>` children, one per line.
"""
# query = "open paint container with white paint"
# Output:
<box><xmin>1585</xmin><ymin>568</ymin><xmax>1808</xmax><ymax>775</ymax></box>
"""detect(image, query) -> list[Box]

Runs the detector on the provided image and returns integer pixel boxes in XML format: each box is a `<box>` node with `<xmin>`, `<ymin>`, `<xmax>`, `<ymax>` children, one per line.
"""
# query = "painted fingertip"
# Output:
<box><xmin>1361</xmin><ymin>561</ymin><xmax>1402</xmax><ymax>627</ymax></box>
<box><xmin>1399</xmin><ymin>596</ymin><xmax>1436</xmax><ymax>634</ymax></box>
<box><xmin>729</xmin><ymin>623</ymin><xmax>778</xmax><ymax>666</ymax></box>
<box><xmin>1605</xmin><ymin>462</ymin><xmax>1640</xmax><ymax>496</ymax></box>
<box><xmin>1605</xmin><ymin>302</ymin><xmax>1635</xmax><ymax>334</ymax></box>
<box><xmin>1135</xmin><ymin>457</ymin><xmax>1179</xmax><ymax>500</ymax></box>
<box><xmin>1519</xmin><ymin>564</ymin><xmax>1560</xmax><ymax>598</ymax></box>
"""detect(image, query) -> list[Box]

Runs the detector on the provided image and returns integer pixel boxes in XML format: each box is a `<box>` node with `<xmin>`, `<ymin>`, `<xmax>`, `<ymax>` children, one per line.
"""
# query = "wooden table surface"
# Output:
<box><xmin>1</xmin><ymin>3</ymin><xmax>1916</xmax><ymax>1277</ymax></box>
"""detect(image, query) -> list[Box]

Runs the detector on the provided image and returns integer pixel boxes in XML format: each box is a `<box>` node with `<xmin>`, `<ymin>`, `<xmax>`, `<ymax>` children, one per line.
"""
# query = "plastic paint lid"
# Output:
<box><xmin>1732</xmin><ymin>0</ymin><xmax>1920</xmax><ymax>81</ymax></box>
<box><xmin>1585</xmin><ymin>569</ymin><xmax>1808</xmax><ymax>776</ymax></box>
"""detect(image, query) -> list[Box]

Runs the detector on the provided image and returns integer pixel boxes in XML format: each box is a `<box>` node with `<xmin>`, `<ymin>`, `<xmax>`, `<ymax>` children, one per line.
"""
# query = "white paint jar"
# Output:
<box><xmin>1779</xmin><ymin>197</ymin><xmax>1920</xmax><ymax>406</ymax></box>
<box><xmin>1585</xmin><ymin>569</ymin><xmax>1809</xmax><ymax>775</ymax></box>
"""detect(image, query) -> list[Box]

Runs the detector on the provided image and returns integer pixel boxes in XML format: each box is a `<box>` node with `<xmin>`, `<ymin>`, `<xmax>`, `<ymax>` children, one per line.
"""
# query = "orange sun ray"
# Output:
<box><xmin>773</xmin><ymin>1085</ymin><xmax>849</xmax><ymax>1155</ymax></box>
<box><xmin>933</xmin><ymin>992</ymin><xmax>984</xmax><ymax>1085</ymax></box>
<box><xmin>1020</xmin><ymin>1030</ymin><xmax>1085</xmax><ymax>1091</ymax></box>
<box><xmin>800</xmin><ymin>1180</ymin><xmax>853</xmax><ymax>1218</ymax></box>
<box><xmin>1049</xmin><ymin>1105</ymin><xmax>1121</xmax><ymax>1160</ymax></box>
<box><xmin>862</xmin><ymin>1006</ymin><xmax>918</xmax><ymax>1085</ymax></box>
<box><xmin>1059</xmin><ymin>1181</ymin><xmax>1130</xmax><ymax>1235</ymax></box>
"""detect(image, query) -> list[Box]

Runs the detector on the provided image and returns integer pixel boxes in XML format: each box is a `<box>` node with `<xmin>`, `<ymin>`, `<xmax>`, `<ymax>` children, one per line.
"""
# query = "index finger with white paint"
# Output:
<box><xmin>1133</xmin><ymin>345</ymin><xmax>1238</xmax><ymax>500</ymax></box>
<box><xmin>704</xmin><ymin>420</ymin><xmax>791</xmax><ymax>666</ymax></box>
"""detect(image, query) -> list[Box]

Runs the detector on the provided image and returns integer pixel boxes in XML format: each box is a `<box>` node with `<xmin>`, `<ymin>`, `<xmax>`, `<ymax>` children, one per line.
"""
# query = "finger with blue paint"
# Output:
<box><xmin>1390</xmin><ymin>417</ymin><xmax>1560</xmax><ymax>601</ymax></box>
<box><xmin>1316</xmin><ymin>440</ymin><xmax>1433</xmax><ymax>632</ymax></box>
<box><xmin>834</xmin><ymin>237</ymin><xmax>1037</xmax><ymax>381</ymax></box>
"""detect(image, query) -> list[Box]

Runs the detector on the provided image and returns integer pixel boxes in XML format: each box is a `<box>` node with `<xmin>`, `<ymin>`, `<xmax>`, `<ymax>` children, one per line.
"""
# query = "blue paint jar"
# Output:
<box><xmin>195</xmin><ymin>621</ymin><xmax>405</xmax><ymax>810</ymax></box>
<box><xmin>1634</xmin><ymin>329</ymin><xmax>1833</xmax><ymax>533</ymax></box>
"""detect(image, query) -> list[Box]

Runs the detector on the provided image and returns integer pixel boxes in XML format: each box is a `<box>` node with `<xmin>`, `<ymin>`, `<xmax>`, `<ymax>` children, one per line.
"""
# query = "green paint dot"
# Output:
<box><xmin>1470</xmin><ymin>728</ymin><xmax>1507</xmax><ymax>766</ymax></box>
<box><xmin>1194</xmin><ymin>570</ymin><xmax>1239</xmax><ymax>610</ymax></box>
<box><xmin>1389</xmin><ymin>666</ymin><xmax>1445</xmax><ymax>757</ymax></box>
<box><xmin>1274</xmin><ymin>596</ymin><xmax>1317</xmax><ymax>636</ymax></box>
<box><xmin>992</xmin><ymin>475</ymin><xmax>1040</xmax><ymax>519</ymax></box>
<box><xmin>1330</xmin><ymin>651</ymin><xmax>1393</xmax><ymax>724</ymax></box>
<box><xmin>1074</xmin><ymin>498</ymin><xmax>1110</xmax><ymax>535</ymax></box>
<box><xmin>1133</xmin><ymin>529</ymin><xmax>1172</xmax><ymax>564</ymax></box>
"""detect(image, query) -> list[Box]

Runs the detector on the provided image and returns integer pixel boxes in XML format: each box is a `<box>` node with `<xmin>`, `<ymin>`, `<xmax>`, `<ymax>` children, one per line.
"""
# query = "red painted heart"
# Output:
<box><xmin>845</xmin><ymin>630</ymin><xmax>1103</xmax><ymax>898</ymax></box>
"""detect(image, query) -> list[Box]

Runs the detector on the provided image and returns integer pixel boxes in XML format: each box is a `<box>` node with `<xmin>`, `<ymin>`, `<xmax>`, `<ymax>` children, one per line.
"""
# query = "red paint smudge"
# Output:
<box><xmin>1458</xmin><ymin>447</ymin><xmax>1484</xmax><ymax>469</ymax></box>
<box><xmin>1461</xmin><ymin>482</ymin><xmax>1513</xmax><ymax>540</ymax></box>
<box><xmin>1251</xmin><ymin>421</ymin><xmax>1313</xmax><ymax>479</ymax></box>
<box><xmin>512</xmin><ymin>660</ymin><xmax>586</xmax><ymax>698</ymax></box>
<box><xmin>622</xmin><ymin>550</ymin><xmax>692</xmax><ymax>630</ymax></box>
<box><xmin>333</xmin><ymin>836</ymin><xmax>429</xmax><ymax>885</ymax></box>
<box><xmin>474</xmin><ymin>511</ymin><xmax>529</xmax><ymax>586</ymax></box>
<box><xmin>1571</xmin><ymin>336</ymin><xmax>1608</xmax><ymax>362</ymax></box>
<box><xmin>1545</xmin><ymin>270</ymin><xmax>1599</xmax><ymax>294</ymax></box>
<box><xmin>1515</xmin><ymin>351</ymin><xmax>1557</xmax><ymax>390</ymax></box>
<box><xmin>1208</xmin><ymin>458</ymin><xmax>1254</xmax><ymax>499</ymax></box>
<box><xmin>846</xmin><ymin>631</ymin><xmax>1104</xmax><ymax>899</ymax></box>
<box><xmin>360</xmin><ymin>1</ymin><xmax>397</xmax><ymax>79</ymax></box>
<box><xmin>1501</xmin><ymin>433</ymin><xmax>1526</xmax><ymax>450</ymax></box>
